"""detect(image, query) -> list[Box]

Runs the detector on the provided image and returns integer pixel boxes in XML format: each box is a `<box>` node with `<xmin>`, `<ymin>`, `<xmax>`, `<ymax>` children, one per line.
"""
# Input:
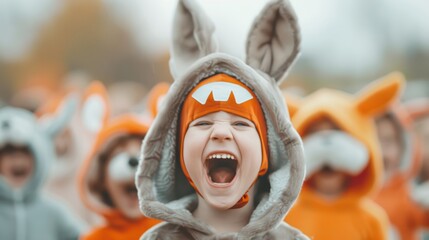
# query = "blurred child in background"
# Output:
<box><xmin>407</xmin><ymin>99</ymin><xmax>429</xmax><ymax>186</ymax></box>
<box><xmin>284</xmin><ymin>72</ymin><xmax>404</xmax><ymax>239</ymax></box>
<box><xmin>40</xmin><ymin>81</ymin><xmax>109</xmax><ymax>229</ymax></box>
<box><xmin>406</xmin><ymin>98</ymin><xmax>429</xmax><ymax>240</ymax></box>
<box><xmin>0</xmin><ymin>102</ymin><xmax>83</xmax><ymax>240</ymax></box>
<box><xmin>374</xmin><ymin>103</ymin><xmax>429</xmax><ymax>240</ymax></box>
<box><xmin>78</xmin><ymin>82</ymin><xmax>165</xmax><ymax>240</ymax></box>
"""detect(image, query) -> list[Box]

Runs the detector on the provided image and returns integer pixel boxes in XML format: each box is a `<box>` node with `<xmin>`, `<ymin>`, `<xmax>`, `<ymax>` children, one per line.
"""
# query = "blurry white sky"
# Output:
<box><xmin>1</xmin><ymin>0</ymin><xmax>429</xmax><ymax>76</ymax></box>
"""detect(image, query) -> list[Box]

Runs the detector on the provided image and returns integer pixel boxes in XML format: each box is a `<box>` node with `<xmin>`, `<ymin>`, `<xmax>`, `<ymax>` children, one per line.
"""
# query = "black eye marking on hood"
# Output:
<box><xmin>1</xmin><ymin>120</ymin><xmax>10</xmax><ymax>130</ymax></box>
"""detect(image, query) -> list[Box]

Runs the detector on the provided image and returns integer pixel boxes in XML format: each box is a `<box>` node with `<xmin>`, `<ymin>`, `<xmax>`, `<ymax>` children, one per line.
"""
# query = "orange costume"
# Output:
<box><xmin>373</xmin><ymin>104</ymin><xmax>429</xmax><ymax>240</ymax></box>
<box><xmin>284</xmin><ymin>73</ymin><xmax>404</xmax><ymax>239</ymax></box>
<box><xmin>78</xmin><ymin>115</ymin><xmax>160</xmax><ymax>240</ymax></box>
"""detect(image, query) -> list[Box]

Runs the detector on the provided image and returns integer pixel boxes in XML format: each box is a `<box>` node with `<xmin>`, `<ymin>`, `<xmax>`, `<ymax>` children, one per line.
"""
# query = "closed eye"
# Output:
<box><xmin>192</xmin><ymin>121</ymin><xmax>212</xmax><ymax>127</ymax></box>
<box><xmin>232</xmin><ymin>121</ymin><xmax>251</xmax><ymax>127</ymax></box>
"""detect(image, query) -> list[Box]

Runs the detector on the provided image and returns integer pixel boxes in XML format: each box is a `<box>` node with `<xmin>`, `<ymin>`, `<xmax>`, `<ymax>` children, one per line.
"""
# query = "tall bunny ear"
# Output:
<box><xmin>246</xmin><ymin>0</ymin><xmax>301</xmax><ymax>84</ymax></box>
<box><xmin>169</xmin><ymin>0</ymin><xmax>218</xmax><ymax>79</ymax></box>
<box><xmin>80</xmin><ymin>81</ymin><xmax>110</xmax><ymax>134</ymax></box>
<box><xmin>40</xmin><ymin>93</ymin><xmax>78</xmax><ymax>138</ymax></box>
<box><xmin>355</xmin><ymin>72</ymin><xmax>405</xmax><ymax>117</ymax></box>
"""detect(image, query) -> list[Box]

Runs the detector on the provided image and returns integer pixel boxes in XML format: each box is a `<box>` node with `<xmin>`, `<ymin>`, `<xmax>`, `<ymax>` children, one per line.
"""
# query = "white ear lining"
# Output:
<box><xmin>81</xmin><ymin>95</ymin><xmax>106</xmax><ymax>134</ymax></box>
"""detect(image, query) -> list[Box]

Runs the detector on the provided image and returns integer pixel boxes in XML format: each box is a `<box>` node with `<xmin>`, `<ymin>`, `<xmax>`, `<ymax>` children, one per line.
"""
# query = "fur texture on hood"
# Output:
<box><xmin>136</xmin><ymin>0</ymin><xmax>308</xmax><ymax>239</ymax></box>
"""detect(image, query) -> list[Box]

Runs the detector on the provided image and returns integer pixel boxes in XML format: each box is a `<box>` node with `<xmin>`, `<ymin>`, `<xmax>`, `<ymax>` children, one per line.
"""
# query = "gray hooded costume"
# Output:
<box><xmin>0</xmin><ymin>104</ymin><xmax>83</xmax><ymax>240</ymax></box>
<box><xmin>136</xmin><ymin>0</ymin><xmax>308</xmax><ymax>239</ymax></box>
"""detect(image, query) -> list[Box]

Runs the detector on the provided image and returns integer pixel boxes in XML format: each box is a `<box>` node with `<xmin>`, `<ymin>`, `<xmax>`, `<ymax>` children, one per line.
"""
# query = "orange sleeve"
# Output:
<box><xmin>412</xmin><ymin>204</ymin><xmax>429</xmax><ymax>228</ymax></box>
<box><xmin>363</xmin><ymin>200</ymin><xmax>390</xmax><ymax>240</ymax></box>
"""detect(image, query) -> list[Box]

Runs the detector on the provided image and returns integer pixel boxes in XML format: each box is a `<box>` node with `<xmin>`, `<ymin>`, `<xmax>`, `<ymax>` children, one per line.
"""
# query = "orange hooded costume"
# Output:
<box><xmin>284</xmin><ymin>73</ymin><xmax>404</xmax><ymax>239</ymax></box>
<box><xmin>77</xmin><ymin>83</ymin><xmax>169</xmax><ymax>240</ymax></box>
<box><xmin>373</xmin><ymin>103</ymin><xmax>429</xmax><ymax>240</ymax></box>
<box><xmin>78</xmin><ymin>114</ymin><xmax>160</xmax><ymax>240</ymax></box>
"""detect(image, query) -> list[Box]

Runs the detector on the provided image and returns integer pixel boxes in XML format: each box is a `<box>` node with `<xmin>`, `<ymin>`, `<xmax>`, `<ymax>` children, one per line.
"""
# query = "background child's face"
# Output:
<box><xmin>105</xmin><ymin>137</ymin><xmax>142</xmax><ymax>219</ymax></box>
<box><xmin>54</xmin><ymin>127</ymin><xmax>72</xmax><ymax>157</ymax></box>
<box><xmin>0</xmin><ymin>145</ymin><xmax>34</xmax><ymax>189</ymax></box>
<box><xmin>183</xmin><ymin>111</ymin><xmax>262</xmax><ymax>210</ymax></box>
<box><xmin>309</xmin><ymin>166</ymin><xmax>349</xmax><ymax>197</ymax></box>
<box><xmin>415</xmin><ymin>116</ymin><xmax>429</xmax><ymax>181</ymax></box>
<box><xmin>376</xmin><ymin>116</ymin><xmax>403</xmax><ymax>174</ymax></box>
<box><xmin>305</xmin><ymin>118</ymin><xmax>350</xmax><ymax>197</ymax></box>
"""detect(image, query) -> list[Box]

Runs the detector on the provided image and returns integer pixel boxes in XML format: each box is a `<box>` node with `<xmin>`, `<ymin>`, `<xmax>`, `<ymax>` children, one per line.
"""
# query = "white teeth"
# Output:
<box><xmin>208</xmin><ymin>153</ymin><xmax>236</xmax><ymax>160</ymax></box>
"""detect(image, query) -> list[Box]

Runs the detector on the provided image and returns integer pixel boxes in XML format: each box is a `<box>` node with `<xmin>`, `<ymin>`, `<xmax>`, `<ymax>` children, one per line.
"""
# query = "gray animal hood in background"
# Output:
<box><xmin>0</xmin><ymin>102</ymin><xmax>83</xmax><ymax>240</ymax></box>
<box><xmin>0</xmin><ymin>101</ymin><xmax>75</xmax><ymax>201</ymax></box>
<box><xmin>136</xmin><ymin>0</ymin><xmax>307</xmax><ymax>239</ymax></box>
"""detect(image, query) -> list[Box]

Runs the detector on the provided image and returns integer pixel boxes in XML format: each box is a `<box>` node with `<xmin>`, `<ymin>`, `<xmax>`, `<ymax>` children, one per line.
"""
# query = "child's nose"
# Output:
<box><xmin>128</xmin><ymin>157</ymin><xmax>139</xmax><ymax>168</ymax></box>
<box><xmin>210</xmin><ymin>123</ymin><xmax>233</xmax><ymax>141</ymax></box>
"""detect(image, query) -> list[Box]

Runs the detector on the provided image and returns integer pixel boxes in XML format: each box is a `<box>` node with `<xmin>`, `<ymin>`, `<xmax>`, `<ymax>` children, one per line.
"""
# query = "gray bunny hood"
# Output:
<box><xmin>136</xmin><ymin>0</ymin><xmax>306</xmax><ymax>238</ymax></box>
<box><xmin>0</xmin><ymin>101</ymin><xmax>75</xmax><ymax>202</ymax></box>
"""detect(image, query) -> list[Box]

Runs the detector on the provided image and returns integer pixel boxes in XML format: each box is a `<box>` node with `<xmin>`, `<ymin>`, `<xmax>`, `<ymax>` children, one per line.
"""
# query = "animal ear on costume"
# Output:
<box><xmin>80</xmin><ymin>81</ymin><xmax>110</xmax><ymax>134</ymax></box>
<box><xmin>355</xmin><ymin>72</ymin><xmax>405</xmax><ymax>117</ymax></box>
<box><xmin>404</xmin><ymin>98</ymin><xmax>429</xmax><ymax>120</ymax></box>
<box><xmin>146</xmin><ymin>82</ymin><xmax>170</xmax><ymax>118</ymax></box>
<box><xmin>39</xmin><ymin>93</ymin><xmax>78</xmax><ymax>139</ymax></box>
<box><xmin>169</xmin><ymin>0</ymin><xmax>218</xmax><ymax>79</ymax></box>
<box><xmin>246</xmin><ymin>0</ymin><xmax>301</xmax><ymax>84</ymax></box>
<box><xmin>283</xmin><ymin>92</ymin><xmax>301</xmax><ymax>118</ymax></box>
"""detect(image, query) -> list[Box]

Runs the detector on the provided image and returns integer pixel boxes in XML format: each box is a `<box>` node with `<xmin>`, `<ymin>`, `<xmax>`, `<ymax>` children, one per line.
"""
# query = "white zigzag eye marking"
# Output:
<box><xmin>192</xmin><ymin>82</ymin><xmax>253</xmax><ymax>104</ymax></box>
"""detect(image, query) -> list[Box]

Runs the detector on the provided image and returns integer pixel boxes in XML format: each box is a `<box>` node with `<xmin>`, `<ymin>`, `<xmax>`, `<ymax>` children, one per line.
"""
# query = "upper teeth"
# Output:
<box><xmin>208</xmin><ymin>153</ymin><xmax>235</xmax><ymax>160</ymax></box>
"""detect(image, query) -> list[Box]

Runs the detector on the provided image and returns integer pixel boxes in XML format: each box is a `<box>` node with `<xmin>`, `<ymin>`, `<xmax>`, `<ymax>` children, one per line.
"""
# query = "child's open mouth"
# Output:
<box><xmin>206</xmin><ymin>153</ymin><xmax>238</xmax><ymax>184</ymax></box>
<box><xmin>11</xmin><ymin>167</ymin><xmax>30</xmax><ymax>179</ymax></box>
<box><xmin>121</xmin><ymin>182</ymin><xmax>138</xmax><ymax>198</ymax></box>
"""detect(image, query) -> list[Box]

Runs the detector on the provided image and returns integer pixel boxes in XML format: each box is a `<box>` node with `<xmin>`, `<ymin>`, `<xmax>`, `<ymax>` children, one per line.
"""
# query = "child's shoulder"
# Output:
<box><xmin>270</xmin><ymin>222</ymin><xmax>311</xmax><ymax>240</ymax></box>
<box><xmin>359</xmin><ymin>198</ymin><xmax>390</xmax><ymax>229</ymax></box>
<box><xmin>140</xmin><ymin>222</ymin><xmax>194</xmax><ymax>240</ymax></box>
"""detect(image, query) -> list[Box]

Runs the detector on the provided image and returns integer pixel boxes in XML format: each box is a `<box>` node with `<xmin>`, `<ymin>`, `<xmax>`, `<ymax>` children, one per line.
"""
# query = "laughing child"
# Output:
<box><xmin>135</xmin><ymin>0</ymin><xmax>309</xmax><ymax>239</ymax></box>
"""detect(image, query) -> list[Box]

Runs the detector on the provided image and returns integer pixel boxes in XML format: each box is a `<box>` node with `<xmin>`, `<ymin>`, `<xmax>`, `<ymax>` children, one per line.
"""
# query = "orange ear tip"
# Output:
<box><xmin>84</xmin><ymin>81</ymin><xmax>107</xmax><ymax>95</ymax></box>
<box><xmin>147</xmin><ymin>82</ymin><xmax>170</xmax><ymax>117</ymax></box>
<box><xmin>383</xmin><ymin>71</ymin><xmax>406</xmax><ymax>90</ymax></box>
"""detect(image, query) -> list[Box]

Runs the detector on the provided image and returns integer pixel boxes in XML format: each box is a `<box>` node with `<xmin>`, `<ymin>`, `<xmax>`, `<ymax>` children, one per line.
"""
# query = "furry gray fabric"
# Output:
<box><xmin>0</xmin><ymin>105</ymin><xmax>82</xmax><ymax>240</ymax></box>
<box><xmin>136</xmin><ymin>0</ymin><xmax>307</xmax><ymax>239</ymax></box>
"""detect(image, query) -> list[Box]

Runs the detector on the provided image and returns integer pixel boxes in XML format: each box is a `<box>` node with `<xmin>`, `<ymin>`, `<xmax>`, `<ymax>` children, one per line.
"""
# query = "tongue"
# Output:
<box><xmin>210</xmin><ymin>167</ymin><xmax>235</xmax><ymax>183</ymax></box>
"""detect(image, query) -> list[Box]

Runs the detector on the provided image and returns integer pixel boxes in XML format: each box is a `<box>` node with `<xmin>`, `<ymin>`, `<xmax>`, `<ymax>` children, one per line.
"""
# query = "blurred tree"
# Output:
<box><xmin>12</xmin><ymin>0</ymin><xmax>157</xmax><ymax>94</ymax></box>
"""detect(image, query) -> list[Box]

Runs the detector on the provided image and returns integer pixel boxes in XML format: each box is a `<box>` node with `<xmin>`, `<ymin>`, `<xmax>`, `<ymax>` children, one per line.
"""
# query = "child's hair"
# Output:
<box><xmin>89</xmin><ymin>134</ymin><xmax>143</xmax><ymax>207</ymax></box>
<box><xmin>0</xmin><ymin>144</ymin><xmax>32</xmax><ymax>159</ymax></box>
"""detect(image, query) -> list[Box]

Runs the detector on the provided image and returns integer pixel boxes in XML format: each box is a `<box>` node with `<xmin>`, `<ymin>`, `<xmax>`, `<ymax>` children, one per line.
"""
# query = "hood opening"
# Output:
<box><xmin>300</xmin><ymin>112</ymin><xmax>376</xmax><ymax>198</ymax></box>
<box><xmin>0</xmin><ymin>144</ymin><xmax>35</xmax><ymax>188</ymax></box>
<box><xmin>86</xmin><ymin>134</ymin><xmax>144</xmax><ymax>210</ymax></box>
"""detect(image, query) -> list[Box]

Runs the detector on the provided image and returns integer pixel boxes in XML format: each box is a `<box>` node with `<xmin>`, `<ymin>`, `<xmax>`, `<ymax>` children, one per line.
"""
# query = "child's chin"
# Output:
<box><xmin>206</xmin><ymin>196</ymin><xmax>241</xmax><ymax>210</ymax></box>
<box><xmin>7</xmin><ymin>177</ymin><xmax>29</xmax><ymax>188</ymax></box>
